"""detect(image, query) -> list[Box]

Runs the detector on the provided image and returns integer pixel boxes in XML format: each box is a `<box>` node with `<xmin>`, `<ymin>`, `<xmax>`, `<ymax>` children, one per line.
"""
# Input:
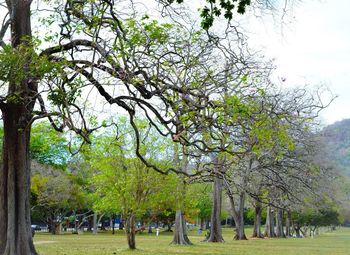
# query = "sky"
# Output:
<box><xmin>245</xmin><ymin>0</ymin><xmax>350</xmax><ymax>126</ymax></box>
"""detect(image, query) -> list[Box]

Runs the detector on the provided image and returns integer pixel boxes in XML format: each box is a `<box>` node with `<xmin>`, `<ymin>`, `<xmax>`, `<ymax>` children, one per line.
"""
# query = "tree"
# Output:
<box><xmin>87</xmin><ymin>125</ymin><xmax>178</xmax><ymax>249</ymax></box>
<box><xmin>31</xmin><ymin>162</ymin><xmax>87</xmax><ymax>234</ymax></box>
<box><xmin>206</xmin><ymin>157</ymin><xmax>225</xmax><ymax>242</ymax></box>
<box><xmin>194</xmin><ymin>185</ymin><xmax>212</xmax><ymax>230</ymax></box>
<box><xmin>0</xmin><ymin>1</ymin><xmax>304</xmax><ymax>254</ymax></box>
<box><xmin>212</xmin><ymin>84</ymin><xmax>334</xmax><ymax>240</ymax></box>
<box><xmin>30</xmin><ymin>122</ymin><xmax>70</xmax><ymax>169</ymax></box>
<box><xmin>171</xmin><ymin>145</ymin><xmax>193</xmax><ymax>245</ymax></box>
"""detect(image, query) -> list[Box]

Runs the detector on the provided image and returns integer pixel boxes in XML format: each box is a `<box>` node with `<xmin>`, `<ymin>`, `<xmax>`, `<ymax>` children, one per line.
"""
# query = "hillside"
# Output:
<box><xmin>321</xmin><ymin>119</ymin><xmax>350</xmax><ymax>176</ymax></box>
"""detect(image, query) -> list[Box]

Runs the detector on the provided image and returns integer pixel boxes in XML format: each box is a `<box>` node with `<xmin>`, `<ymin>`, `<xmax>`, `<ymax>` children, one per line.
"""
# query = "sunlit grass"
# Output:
<box><xmin>34</xmin><ymin>227</ymin><xmax>350</xmax><ymax>255</ymax></box>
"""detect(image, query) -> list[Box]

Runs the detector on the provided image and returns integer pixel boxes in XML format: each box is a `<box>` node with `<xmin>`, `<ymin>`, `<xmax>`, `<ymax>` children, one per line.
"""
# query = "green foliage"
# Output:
<box><xmin>292</xmin><ymin>207</ymin><xmax>341</xmax><ymax>227</ymax></box>
<box><xmin>47</xmin><ymin>77</ymin><xmax>82</xmax><ymax>106</ymax></box>
<box><xmin>193</xmin><ymin>184</ymin><xmax>212</xmax><ymax>220</ymax></box>
<box><xmin>124</xmin><ymin>18</ymin><xmax>173</xmax><ymax>46</ymax></box>
<box><xmin>0</xmin><ymin>38</ymin><xmax>62</xmax><ymax>88</ymax></box>
<box><xmin>31</xmin><ymin>162</ymin><xmax>88</xmax><ymax>221</ymax></box>
<box><xmin>84</xmin><ymin>121</ymin><xmax>179</xmax><ymax>218</ymax></box>
<box><xmin>30</xmin><ymin>121</ymin><xmax>70</xmax><ymax>168</ymax></box>
<box><xmin>244</xmin><ymin>207</ymin><xmax>255</xmax><ymax>225</ymax></box>
<box><xmin>167</xmin><ymin>0</ymin><xmax>252</xmax><ymax>30</ymax></box>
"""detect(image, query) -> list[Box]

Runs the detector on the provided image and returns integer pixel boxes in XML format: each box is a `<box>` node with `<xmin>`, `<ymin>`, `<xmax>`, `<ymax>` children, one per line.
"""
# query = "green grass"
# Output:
<box><xmin>34</xmin><ymin>227</ymin><xmax>350</xmax><ymax>255</ymax></box>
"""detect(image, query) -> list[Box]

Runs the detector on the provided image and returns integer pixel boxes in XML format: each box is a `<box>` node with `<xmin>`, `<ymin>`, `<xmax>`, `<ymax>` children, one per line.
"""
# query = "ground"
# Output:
<box><xmin>33</xmin><ymin>227</ymin><xmax>350</xmax><ymax>255</ymax></box>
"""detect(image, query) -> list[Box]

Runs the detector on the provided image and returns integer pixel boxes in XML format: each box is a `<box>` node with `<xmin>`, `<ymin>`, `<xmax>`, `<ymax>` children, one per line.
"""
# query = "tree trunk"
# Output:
<box><xmin>301</xmin><ymin>224</ymin><xmax>308</xmax><ymax>237</ymax></box>
<box><xmin>0</xmin><ymin>1</ymin><xmax>38</xmax><ymax>254</ymax></box>
<box><xmin>231</xmin><ymin>192</ymin><xmax>247</xmax><ymax>240</ymax></box>
<box><xmin>166</xmin><ymin>223</ymin><xmax>172</xmax><ymax>232</ymax></box>
<box><xmin>199</xmin><ymin>218</ymin><xmax>205</xmax><ymax>230</ymax></box>
<box><xmin>206</xmin><ymin>174</ymin><xmax>224</xmax><ymax>242</ymax></box>
<box><xmin>294</xmin><ymin>225</ymin><xmax>302</xmax><ymax>238</ymax></box>
<box><xmin>275</xmin><ymin>209</ymin><xmax>285</xmax><ymax>238</ymax></box>
<box><xmin>93</xmin><ymin>212</ymin><xmax>98</xmax><ymax>235</ymax></box>
<box><xmin>49</xmin><ymin>217</ymin><xmax>61</xmax><ymax>235</ymax></box>
<box><xmin>205</xmin><ymin>220</ymin><xmax>210</xmax><ymax>230</ymax></box>
<box><xmin>111</xmin><ymin>218</ymin><xmax>115</xmax><ymax>235</ymax></box>
<box><xmin>0</xmin><ymin>108</ymin><xmax>37</xmax><ymax>254</ymax></box>
<box><xmin>171</xmin><ymin>210</ymin><xmax>192</xmax><ymax>245</ymax></box>
<box><xmin>252</xmin><ymin>202</ymin><xmax>264</xmax><ymax>238</ymax></box>
<box><xmin>285</xmin><ymin>210</ymin><xmax>292</xmax><ymax>237</ymax></box>
<box><xmin>87</xmin><ymin>214</ymin><xmax>93</xmax><ymax>232</ymax></box>
<box><xmin>125</xmin><ymin>213</ymin><xmax>136</xmax><ymax>249</ymax></box>
<box><xmin>54</xmin><ymin>222</ymin><xmax>61</xmax><ymax>235</ymax></box>
<box><xmin>264</xmin><ymin>206</ymin><xmax>275</xmax><ymax>238</ymax></box>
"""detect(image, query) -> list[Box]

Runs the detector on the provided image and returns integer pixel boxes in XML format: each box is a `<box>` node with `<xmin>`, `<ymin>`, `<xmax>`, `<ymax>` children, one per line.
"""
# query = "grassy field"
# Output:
<box><xmin>34</xmin><ymin>227</ymin><xmax>350</xmax><ymax>255</ymax></box>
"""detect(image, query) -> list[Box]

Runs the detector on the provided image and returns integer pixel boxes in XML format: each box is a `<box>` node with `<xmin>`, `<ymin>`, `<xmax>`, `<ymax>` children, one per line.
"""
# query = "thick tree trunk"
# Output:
<box><xmin>49</xmin><ymin>218</ymin><xmax>61</xmax><ymax>235</ymax></box>
<box><xmin>125</xmin><ymin>213</ymin><xmax>136</xmax><ymax>249</ymax></box>
<box><xmin>206</xmin><ymin>174</ymin><xmax>224</xmax><ymax>242</ymax></box>
<box><xmin>264</xmin><ymin>206</ymin><xmax>276</xmax><ymax>238</ymax></box>
<box><xmin>234</xmin><ymin>218</ymin><xmax>247</xmax><ymax>240</ymax></box>
<box><xmin>171</xmin><ymin>210</ymin><xmax>192</xmax><ymax>245</ymax></box>
<box><xmin>231</xmin><ymin>192</ymin><xmax>247</xmax><ymax>240</ymax></box>
<box><xmin>252</xmin><ymin>202</ymin><xmax>264</xmax><ymax>238</ymax></box>
<box><xmin>285</xmin><ymin>210</ymin><xmax>292</xmax><ymax>237</ymax></box>
<box><xmin>275</xmin><ymin>209</ymin><xmax>285</xmax><ymax>238</ymax></box>
<box><xmin>0</xmin><ymin>1</ymin><xmax>38</xmax><ymax>254</ymax></box>
<box><xmin>0</xmin><ymin>107</ymin><xmax>37</xmax><ymax>255</ymax></box>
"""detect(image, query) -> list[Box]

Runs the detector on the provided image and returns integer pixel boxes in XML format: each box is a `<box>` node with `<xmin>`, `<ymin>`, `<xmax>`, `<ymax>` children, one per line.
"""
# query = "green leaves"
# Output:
<box><xmin>124</xmin><ymin>18</ymin><xmax>174</xmax><ymax>47</ymax></box>
<box><xmin>47</xmin><ymin>77</ymin><xmax>82</xmax><ymax>106</ymax></box>
<box><xmin>0</xmin><ymin>38</ymin><xmax>63</xmax><ymax>87</ymax></box>
<box><xmin>165</xmin><ymin>0</ymin><xmax>252</xmax><ymax>30</ymax></box>
<box><xmin>30</xmin><ymin>122</ymin><xmax>70</xmax><ymax>168</ymax></box>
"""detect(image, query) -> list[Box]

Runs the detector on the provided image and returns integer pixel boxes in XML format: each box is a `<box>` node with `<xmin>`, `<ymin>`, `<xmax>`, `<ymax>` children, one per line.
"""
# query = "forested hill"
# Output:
<box><xmin>321</xmin><ymin>119</ymin><xmax>350</xmax><ymax>176</ymax></box>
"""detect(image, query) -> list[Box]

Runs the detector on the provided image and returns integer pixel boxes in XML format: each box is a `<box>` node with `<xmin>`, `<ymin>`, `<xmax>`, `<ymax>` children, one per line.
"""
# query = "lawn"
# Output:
<box><xmin>34</xmin><ymin>227</ymin><xmax>350</xmax><ymax>255</ymax></box>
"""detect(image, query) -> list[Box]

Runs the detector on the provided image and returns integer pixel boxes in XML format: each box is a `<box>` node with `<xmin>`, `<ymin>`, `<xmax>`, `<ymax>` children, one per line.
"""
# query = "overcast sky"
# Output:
<box><xmin>246</xmin><ymin>0</ymin><xmax>350</xmax><ymax>126</ymax></box>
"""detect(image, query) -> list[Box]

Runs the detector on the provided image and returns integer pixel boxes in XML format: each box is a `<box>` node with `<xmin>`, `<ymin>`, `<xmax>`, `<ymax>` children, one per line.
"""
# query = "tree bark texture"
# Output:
<box><xmin>125</xmin><ymin>213</ymin><xmax>136</xmax><ymax>249</ymax></box>
<box><xmin>252</xmin><ymin>201</ymin><xmax>264</xmax><ymax>238</ymax></box>
<box><xmin>206</xmin><ymin>174</ymin><xmax>224</xmax><ymax>242</ymax></box>
<box><xmin>275</xmin><ymin>209</ymin><xmax>285</xmax><ymax>238</ymax></box>
<box><xmin>285</xmin><ymin>210</ymin><xmax>292</xmax><ymax>237</ymax></box>
<box><xmin>230</xmin><ymin>192</ymin><xmax>247</xmax><ymax>240</ymax></box>
<box><xmin>171</xmin><ymin>210</ymin><xmax>192</xmax><ymax>245</ymax></box>
<box><xmin>0</xmin><ymin>106</ymin><xmax>37</xmax><ymax>255</ymax></box>
<box><xmin>0</xmin><ymin>1</ymin><xmax>38</xmax><ymax>254</ymax></box>
<box><xmin>264</xmin><ymin>206</ymin><xmax>276</xmax><ymax>238</ymax></box>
